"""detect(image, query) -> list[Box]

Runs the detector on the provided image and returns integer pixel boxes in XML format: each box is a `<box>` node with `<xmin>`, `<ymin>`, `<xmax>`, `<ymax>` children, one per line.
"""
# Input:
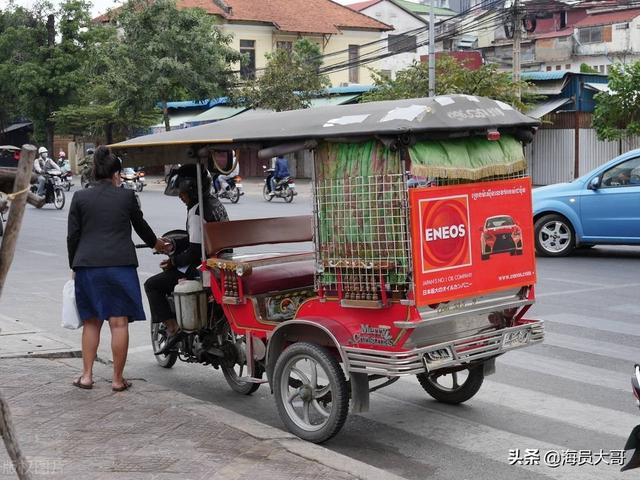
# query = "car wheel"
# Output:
<box><xmin>534</xmin><ymin>214</ymin><xmax>575</xmax><ymax>257</ymax></box>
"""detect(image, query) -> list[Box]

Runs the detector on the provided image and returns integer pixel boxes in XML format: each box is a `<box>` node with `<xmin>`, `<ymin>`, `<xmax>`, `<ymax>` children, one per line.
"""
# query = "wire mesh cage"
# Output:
<box><xmin>314</xmin><ymin>173</ymin><xmax>412</xmax><ymax>305</ymax></box>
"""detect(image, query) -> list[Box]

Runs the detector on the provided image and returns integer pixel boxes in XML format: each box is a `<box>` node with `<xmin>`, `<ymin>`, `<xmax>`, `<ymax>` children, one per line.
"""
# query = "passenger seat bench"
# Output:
<box><xmin>204</xmin><ymin>215</ymin><xmax>315</xmax><ymax>301</ymax></box>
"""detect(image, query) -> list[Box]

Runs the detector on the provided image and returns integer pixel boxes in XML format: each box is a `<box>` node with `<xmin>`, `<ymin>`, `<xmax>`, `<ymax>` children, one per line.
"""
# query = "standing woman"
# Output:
<box><xmin>67</xmin><ymin>146</ymin><xmax>165</xmax><ymax>391</ymax></box>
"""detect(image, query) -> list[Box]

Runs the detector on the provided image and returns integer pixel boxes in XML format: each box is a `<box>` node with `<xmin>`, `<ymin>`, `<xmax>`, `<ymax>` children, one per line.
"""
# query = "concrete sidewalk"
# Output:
<box><xmin>0</xmin><ymin>357</ymin><xmax>405</xmax><ymax>480</ymax></box>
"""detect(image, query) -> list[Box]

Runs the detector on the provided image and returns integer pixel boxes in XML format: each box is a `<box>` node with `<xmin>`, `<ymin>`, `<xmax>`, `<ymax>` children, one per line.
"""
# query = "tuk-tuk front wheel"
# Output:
<box><xmin>273</xmin><ymin>342</ymin><xmax>349</xmax><ymax>443</ymax></box>
<box><xmin>416</xmin><ymin>365</ymin><xmax>484</xmax><ymax>404</ymax></box>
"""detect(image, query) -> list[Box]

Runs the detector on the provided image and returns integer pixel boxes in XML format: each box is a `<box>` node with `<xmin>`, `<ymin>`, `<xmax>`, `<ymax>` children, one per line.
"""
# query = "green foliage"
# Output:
<box><xmin>114</xmin><ymin>0</ymin><xmax>240</xmax><ymax>130</ymax></box>
<box><xmin>362</xmin><ymin>56</ymin><xmax>535</xmax><ymax>111</ymax></box>
<box><xmin>0</xmin><ymin>1</ymin><xmax>96</xmax><ymax>145</ymax></box>
<box><xmin>593</xmin><ymin>62</ymin><xmax>640</xmax><ymax>141</ymax></box>
<box><xmin>580</xmin><ymin>63</ymin><xmax>599</xmax><ymax>74</ymax></box>
<box><xmin>233</xmin><ymin>38</ymin><xmax>330</xmax><ymax>112</ymax></box>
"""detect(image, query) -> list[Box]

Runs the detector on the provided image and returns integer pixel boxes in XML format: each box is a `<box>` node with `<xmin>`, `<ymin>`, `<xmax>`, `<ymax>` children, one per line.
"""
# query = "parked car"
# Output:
<box><xmin>533</xmin><ymin>148</ymin><xmax>640</xmax><ymax>257</ymax></box>
<box><xmin>0</xmin><ymin>145</ymin><xmax>20</xmax><ymax>168</ymax></box>
<box><xmin>480</xmin><ymin>215</ymin><xmax>523</xmax><ymax>260</ymax></box>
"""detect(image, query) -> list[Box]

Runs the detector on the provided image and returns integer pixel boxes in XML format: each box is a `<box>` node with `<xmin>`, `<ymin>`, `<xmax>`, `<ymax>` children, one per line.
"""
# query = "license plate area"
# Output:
<box><xmin>502</xmin><ymin>329</ymin><xmax>530</xmax><ymax>349</ymax></box>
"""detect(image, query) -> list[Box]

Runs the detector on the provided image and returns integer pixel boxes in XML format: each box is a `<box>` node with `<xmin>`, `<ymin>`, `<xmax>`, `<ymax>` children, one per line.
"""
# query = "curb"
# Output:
<box><xmin>183</xmin><ymin>397</ymin><xmax>408</xmax><ymax>480</ymax></box>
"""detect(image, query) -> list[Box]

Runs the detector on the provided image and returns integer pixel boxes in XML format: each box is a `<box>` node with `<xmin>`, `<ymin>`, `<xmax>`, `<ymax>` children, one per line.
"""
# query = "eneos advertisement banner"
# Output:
<box><xmin>409</xmin><ymin>178</ymin><xmax>536</xmax><ymax>306</ymax></box>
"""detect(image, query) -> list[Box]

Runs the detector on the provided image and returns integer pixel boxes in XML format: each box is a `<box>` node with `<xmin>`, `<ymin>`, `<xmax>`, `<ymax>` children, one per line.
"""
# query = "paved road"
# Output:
<box><xmin>2</xmin><ymin>181</ymin><xmax>639</xmax><ymax>480</ymax></box>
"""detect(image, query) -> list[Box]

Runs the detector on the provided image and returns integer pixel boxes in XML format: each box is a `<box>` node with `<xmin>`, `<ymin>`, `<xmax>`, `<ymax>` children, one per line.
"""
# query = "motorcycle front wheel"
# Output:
<box><xmin>65</xmin><ymin>182</ymin><xmax>71</xmax><ymax>192</ymax></box>
<box><xmin>150</xmin><ymin>322</ymin><xmax>178</xmax><ymax>368</ymax></box>
<box><xmin>136</xmin><ymin>182</ymin><xmax>143</xmax><ymax>192</ymax></box>
<box><xmin>53</xmin><ymin>188</ymin><xmax>65</xmax><ymax>210</ymax></box>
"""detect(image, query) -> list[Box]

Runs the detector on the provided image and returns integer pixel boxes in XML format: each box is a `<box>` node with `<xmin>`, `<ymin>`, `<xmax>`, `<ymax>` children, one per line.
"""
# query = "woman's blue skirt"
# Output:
<box><xmin>75</xmin><ymin>266</ymin><xmax>146</xmax><ymax>322</ymax></box>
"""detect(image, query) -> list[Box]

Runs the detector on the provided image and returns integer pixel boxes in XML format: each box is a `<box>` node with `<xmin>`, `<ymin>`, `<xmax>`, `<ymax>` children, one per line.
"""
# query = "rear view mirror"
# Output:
<box><xmin>589</xmin><ymin>177</ymin><xmax>600</xmax><ymax>190</ymax></box>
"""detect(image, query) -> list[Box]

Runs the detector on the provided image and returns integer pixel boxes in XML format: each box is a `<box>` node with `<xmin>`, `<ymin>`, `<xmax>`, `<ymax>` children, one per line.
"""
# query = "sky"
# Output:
<box><xmin>0</xmin><ymin>0</ymin><xmax>371</xmax><ymax>18</ymax></box>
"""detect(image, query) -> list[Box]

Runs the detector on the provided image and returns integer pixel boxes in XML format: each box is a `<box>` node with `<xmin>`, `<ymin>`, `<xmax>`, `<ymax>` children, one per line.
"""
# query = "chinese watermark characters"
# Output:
<box><xmin>508</xmin><ymin>449</ymin><xmax>625</xmax><ymax>468</ymax></box>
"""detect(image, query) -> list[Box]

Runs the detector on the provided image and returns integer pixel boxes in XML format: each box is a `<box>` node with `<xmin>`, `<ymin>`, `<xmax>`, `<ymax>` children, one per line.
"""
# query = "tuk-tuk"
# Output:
<box><xmin>111</xmin><ymin>95</ymin><xmax>543</xmax><ymax>443</ymax></box>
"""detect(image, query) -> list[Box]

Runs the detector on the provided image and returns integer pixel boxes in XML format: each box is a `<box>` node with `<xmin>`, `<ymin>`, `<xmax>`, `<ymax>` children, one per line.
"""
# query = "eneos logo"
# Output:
<box><xmin>419</xmin><ymin>195</ymin><xmax>471</xmax><ymax>272</ymax></box>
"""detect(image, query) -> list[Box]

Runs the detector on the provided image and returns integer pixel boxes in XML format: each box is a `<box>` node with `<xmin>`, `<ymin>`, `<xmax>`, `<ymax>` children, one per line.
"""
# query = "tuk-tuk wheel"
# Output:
<box><xmin>221</xmin><ymin>334</ymin><xmax>261</xmax><ymax>395</ymax></box>
<box><xmin>273</xmin><ymin>342</ymin><xmax>349</xmax><ymax>443</ymax></box>
<box><xmin>150</xmin><ymin>322</ymin><xmax>178</xmax><ymax>368</ymax></box>
<box><xmin>416</xmin><ymin>365</ymin><xmax>484</xmax><ymax>404</ymax></box>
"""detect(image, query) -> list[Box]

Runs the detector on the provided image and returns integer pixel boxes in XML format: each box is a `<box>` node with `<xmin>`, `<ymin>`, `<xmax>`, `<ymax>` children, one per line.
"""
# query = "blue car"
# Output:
<box><xmin>533</xmin><ymin>148</ymin><xmax>640</xmax><ymax>256</ymax></box>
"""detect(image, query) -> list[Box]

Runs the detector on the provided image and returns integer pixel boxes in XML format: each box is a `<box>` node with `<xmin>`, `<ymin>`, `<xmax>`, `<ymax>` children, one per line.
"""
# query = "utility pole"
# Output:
<box><xmin>428</xmin><ymin>0</ymin><xmax>436</xmax><ymax>96</ymax></box>
<box><xmin>512</xmin><ymin>0</ymin><xmax>523</xmax><ymax>100</ymax></box>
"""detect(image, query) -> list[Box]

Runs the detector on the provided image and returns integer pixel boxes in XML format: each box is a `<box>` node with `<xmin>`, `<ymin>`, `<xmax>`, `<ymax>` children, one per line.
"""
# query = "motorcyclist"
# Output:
<box><xmin>266</xmin><ymin>155</ymin><xmax>290</xmax><ymax>196</ymax></box>
<box><xmin>33</xmin><ymin>147</ymin><xmax>59</xmax><ymax>196</ymax></box>
<box><xmin>144</xmin><ymin>164</ymin><xmax>229</xmax><ymax>355</ymax></box>
<box><xmin>214</xmin><ymin>151</ymin><xmax>239</xmax><ymax>193</ymax></box>
<box><xmin>57</xmin><ymin>150</ymin><xmax>71</xmax><ymax>173</ymax></box>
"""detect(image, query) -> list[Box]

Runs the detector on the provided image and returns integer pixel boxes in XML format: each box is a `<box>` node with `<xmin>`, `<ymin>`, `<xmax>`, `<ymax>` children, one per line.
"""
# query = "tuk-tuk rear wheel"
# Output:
<box><xmin>416</xmin><ymin>365</ymin><xmax>484</xmax><ymax>404</ymax></box>
<box><xmin>273</xmin><ymin>342</ymin><xmax>349</xmax><ymax>443</ymax></box>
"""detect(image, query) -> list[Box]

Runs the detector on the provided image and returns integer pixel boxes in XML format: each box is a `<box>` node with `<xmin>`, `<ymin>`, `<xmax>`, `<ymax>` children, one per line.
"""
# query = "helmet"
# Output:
<box><xmin>164</xmin><ymin>164</ymin><xmax>212</xmax><ymax>200</ymax></box>
<box><xmin>86</xmin><ymin>148</ymin><xmax>94</xmax><ymax>155</ymax></box>
<box><xmin>58</xmin><ymin>150</ymin><xmax>66</xmax><ymax>158</ymax></box>
<box><xmin>38</xmin><ymin>146</ymin><xmax>48</xmax><ymax>155</ymax></box>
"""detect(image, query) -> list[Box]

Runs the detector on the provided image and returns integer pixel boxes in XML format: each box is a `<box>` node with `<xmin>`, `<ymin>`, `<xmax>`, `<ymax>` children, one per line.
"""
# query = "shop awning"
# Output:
<box><xmin>526</xmin><ymin>97</ymin><xmax>572</xmax><ymax>119</ymax></box>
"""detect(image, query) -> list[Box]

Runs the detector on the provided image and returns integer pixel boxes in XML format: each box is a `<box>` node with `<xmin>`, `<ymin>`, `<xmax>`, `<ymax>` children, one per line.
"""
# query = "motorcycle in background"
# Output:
<box><xmin>262</xmin><ymin>166</ymin><xmax>297</xmax><ymax>203</ymax></box>
<box><xmin>120</xmin><ymin>167</ymin><xmax>138</xmax><ymax>190</ymax></box>
<box><xmin>212</xmin><ymin>173</ymin><xmax>243</xmax><ymax>204</ymax></box>
<box><xmin>31</xmin><ymin>169</ymin><xmax>65</xmax><ymax>210</ymax></box>
<box><xmin>621</xmin><ymin>364</ymin><xmax>640</xmax><ymax>471</ymax></box>
<box><xmin>136</xmin><ymin>168</ymin><xmax>146</xmax><ymax>192</ymax></box>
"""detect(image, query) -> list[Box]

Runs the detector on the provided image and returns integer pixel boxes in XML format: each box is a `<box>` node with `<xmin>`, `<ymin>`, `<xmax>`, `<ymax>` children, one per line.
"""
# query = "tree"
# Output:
<box><xmin>233</xmin><ymin>38</ymin><xmax>330</xmax><ymax>112</ymax></box>
<box><xmin>362</xmin><ymin>56</ymin><xmax>535</xmax><ymax>111</ymax></box>
<box><xmin>580</xmin><ymin>63</ymin><xmax>599</xmax><ymax>74</ymax></box>
<box><xmin>113</xmin><ymin>0</ymin><xmax>240</xmax><ymax>131</ymax></box>
<box><xmin>0</xmin><ymin>5</ymin><xmax>45</xmax><ymax>135</ymax></box>
<box><xmin>14</xmin><ymin>0</ymin><xmax>96</xmax><ymax>148</ymax></box>
<box><xmin>593</xmin><ymin>62</ymin><xmax>640</xmax><ymax>141</ymax></box>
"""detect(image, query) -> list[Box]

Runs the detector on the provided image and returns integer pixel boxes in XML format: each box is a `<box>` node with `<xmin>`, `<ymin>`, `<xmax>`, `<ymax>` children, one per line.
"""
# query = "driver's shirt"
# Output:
<box><xmin>178</xmin><ymin>203</ymin><xmax>202</xmax><ymax>274</ymax></box>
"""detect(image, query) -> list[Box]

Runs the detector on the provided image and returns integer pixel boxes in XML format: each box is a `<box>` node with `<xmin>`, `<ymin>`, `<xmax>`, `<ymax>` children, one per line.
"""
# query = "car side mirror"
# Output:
<box><xmin>588</xmin><ymin>177</ymin><xmax>600</xmax><ymax>190</ymax></box>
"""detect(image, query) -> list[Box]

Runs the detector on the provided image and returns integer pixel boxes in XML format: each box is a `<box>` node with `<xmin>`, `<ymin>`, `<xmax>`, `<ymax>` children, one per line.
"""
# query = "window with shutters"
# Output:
<box><xmin>240</xmin><ymin>40</ymin><xmax>256</xmax><ymax>80</ymax></box>
<box><xmin>578</xmin><ymin>26</ymin><xmax>602</xmax><ymax>44</ymax></box>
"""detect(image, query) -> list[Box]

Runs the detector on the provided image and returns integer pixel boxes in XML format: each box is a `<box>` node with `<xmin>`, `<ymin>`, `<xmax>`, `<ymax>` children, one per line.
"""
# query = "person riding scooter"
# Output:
<box><xmin>266</xmin><ymin>155</ymin><xmax>291</xmax><ymax>197</ymax></box>
<box><xmin>144</xmin><ymin>164</ymin><xmax>229</xmax><ymax>355</ymax></box>
<box><xmin>33</xmin><ymin>147</ymin><xmax>60</xmax><ymax>197</ymax></box>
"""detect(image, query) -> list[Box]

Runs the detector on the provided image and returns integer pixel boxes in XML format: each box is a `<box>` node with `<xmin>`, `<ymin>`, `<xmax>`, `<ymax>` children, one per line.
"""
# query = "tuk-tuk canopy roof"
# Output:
<box><xmin>110</xmin><ymin>95</ymin><xmax>539</xmax><ymax>167</ymax></box>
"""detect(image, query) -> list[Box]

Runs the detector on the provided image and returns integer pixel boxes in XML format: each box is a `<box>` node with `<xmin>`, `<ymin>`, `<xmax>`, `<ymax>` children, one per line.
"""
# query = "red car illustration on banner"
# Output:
<box><xmin>480</xmin><ymin>215</ymin><xmax>523</xmax><ymax>260</ymax></box>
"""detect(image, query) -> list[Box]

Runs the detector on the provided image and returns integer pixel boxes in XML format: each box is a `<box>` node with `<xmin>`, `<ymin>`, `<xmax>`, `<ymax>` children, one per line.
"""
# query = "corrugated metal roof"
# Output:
<box><xmin>520</xmin><ymin>71</ymin><xmax>570</xmax><ymax>81</ymax></box>
<box><xmin>392</xmin><ymin>0</ymin><xmax>456</xmax><ymax>16</ymax></box>
<box><xmin>187</xmin><ymin>106</ymin><xmax>248</xmax><ymax>124</ymax></box>
<box><xmin>526</xmin><ymin>98</ymin><xmax>572</xmax><ymax>119</ymax></box>
<box><xmin>574</xmin><ymin>8</ymin><xmax>640</xmax><ymax>28</ymax></box>
<box><xmin>308</xmin><ymin>94</ymin><xmax>361</xmax><ymax>107</ymax></box>
<box><xmin>584</xmin><ymin>82</ymin><xmax>611</xmax><ymax>93</ymax></box>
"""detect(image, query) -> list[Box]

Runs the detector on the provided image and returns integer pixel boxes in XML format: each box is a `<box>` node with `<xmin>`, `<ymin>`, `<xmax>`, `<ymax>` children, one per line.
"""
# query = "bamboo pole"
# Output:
<box><xmin>0</xmin><ymin>144</ymin><xmax>36</xmax><ymax>480</ymax></box>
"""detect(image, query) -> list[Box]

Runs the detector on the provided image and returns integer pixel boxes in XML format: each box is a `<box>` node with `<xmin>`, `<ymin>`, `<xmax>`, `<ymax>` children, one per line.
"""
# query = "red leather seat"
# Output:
<box><xmin>242</xmin><ymin>260</ymin><xmax>315</xmax><ymax>295</ymax></box>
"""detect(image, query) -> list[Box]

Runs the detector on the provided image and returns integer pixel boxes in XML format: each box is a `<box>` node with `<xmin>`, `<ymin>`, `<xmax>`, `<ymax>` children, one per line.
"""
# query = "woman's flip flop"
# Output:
<box><xmin>72</xmin><ymin>377</ymin><xmax>93</xmax><ymax>390</ymax></box>
<box><xmin>112</xmin><ymin>380</ymin><xmax>132</xmax><ymax>392</ymax></box>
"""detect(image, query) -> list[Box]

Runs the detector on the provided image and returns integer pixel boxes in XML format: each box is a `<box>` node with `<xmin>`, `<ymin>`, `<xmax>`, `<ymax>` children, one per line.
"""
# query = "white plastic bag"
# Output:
<box><xmin>62</xmin><ymin>280</ymin><xmax>83</xmax><ymax>329</ymax></box>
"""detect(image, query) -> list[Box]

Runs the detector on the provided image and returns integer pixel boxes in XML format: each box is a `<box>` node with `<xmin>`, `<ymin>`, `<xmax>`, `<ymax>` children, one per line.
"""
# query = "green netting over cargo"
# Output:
<box><xmin>409</xmin><ymin>135</ymin><xmax>526</xmax><ymax>180</ymax></box>
<box><xmin>314</xmin><ymin>141</ymin><xmax>410</xmax><ymax>293</ymax></box>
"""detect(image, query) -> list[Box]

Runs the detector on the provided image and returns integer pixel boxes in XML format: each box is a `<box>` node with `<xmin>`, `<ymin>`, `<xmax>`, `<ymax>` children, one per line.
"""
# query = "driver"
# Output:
<box><xmin>33</xmin><ymin>147</ymin><xmax>59</xmax><ymax>196</ymax></box>
<box><xmin>144</xmin><ymin>164</ymin><xmax>229</xmax><ymax>355</ymax></box>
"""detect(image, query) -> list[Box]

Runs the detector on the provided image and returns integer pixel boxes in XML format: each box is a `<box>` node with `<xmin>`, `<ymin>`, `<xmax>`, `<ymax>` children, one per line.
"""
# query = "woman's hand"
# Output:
<box><xmin>153</xmin><ymin>238</ymin><xmax>170</xmax><ymax>254</ymax></box>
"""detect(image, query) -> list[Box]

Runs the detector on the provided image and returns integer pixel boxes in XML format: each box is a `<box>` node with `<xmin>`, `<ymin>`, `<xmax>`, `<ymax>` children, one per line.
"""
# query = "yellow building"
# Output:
<box><xmin>179</xmin><ymin>0</ymin><xmax>391</xmax><ymax>86</ymax></box>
